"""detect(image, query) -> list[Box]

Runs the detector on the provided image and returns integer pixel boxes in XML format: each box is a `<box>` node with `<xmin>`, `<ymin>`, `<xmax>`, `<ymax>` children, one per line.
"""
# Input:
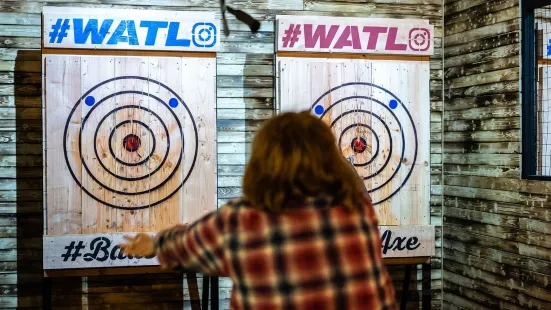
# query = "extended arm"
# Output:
<box><xmin>154</xmin><ymin>210</ymin><xmax>228</xmax><ymax>276</ymax></box>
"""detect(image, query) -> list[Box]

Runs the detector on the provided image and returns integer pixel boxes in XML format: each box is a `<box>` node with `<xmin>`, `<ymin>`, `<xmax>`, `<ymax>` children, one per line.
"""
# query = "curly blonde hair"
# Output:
<box><xmin>242</xmin><ymin>111</ymin><xmax>366</xmax><ymax>212</ymax></box>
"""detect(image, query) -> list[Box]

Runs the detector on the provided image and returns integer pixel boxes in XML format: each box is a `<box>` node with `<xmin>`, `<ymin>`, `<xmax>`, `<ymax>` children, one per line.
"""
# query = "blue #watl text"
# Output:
<box><xmin>48</xmin><ymin>18</ymin><xmax>217</xmax><ymax>48</ymax></box>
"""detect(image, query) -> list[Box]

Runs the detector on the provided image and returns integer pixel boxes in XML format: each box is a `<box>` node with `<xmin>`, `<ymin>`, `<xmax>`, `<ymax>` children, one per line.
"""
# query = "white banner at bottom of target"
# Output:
<box><xmin>378</xmin><ymin>225</ymin><xmax>435</xmax><ymax>258</ymax></box>
<box><xmin>43</xmin><ymin>233</ymin><xmax>159</xmax><ymax>270</ymax></box>
<box><xmin>44</xmin><ymin>226</ymin><xmax>435</xmax><ymax>269</ymax></box>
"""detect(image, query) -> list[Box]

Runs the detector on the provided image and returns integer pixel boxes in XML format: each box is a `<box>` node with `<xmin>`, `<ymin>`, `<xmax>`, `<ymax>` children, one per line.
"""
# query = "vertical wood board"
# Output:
<box><xmin>441</xmin><ymin>1</ymin><xmax>551</xmax><ymax>308</ymax></box>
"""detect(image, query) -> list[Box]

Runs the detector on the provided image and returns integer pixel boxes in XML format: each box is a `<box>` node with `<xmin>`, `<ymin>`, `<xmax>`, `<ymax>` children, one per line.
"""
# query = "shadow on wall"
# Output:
<box><xmin>13</xmin><ymin>49</ymin><xmax>56</xmax><ymax>309</ymax></box>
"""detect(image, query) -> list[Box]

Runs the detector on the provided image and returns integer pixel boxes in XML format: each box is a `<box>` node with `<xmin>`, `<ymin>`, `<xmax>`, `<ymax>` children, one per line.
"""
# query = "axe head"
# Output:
<box><xmin>219</xmin><ymin>0</ymin><xmax>260</xmax><ymax>36</ymax></box>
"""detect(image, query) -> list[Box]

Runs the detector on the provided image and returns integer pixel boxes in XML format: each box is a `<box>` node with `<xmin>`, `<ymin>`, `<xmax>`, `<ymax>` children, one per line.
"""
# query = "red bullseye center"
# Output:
<box><xmin>351</xmin><ymin>137</ymin><xmax>367</xmax><ymax>153</ymax></box>
<box><xmin>123</xmin><ymin>134</ymin><xmax>141</xmax><ymax>152</ymax></box>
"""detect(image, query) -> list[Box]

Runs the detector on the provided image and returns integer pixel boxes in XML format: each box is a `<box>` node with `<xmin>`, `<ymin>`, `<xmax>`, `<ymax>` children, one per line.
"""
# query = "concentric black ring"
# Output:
<box><xmin>93</xmin><ymin>105</ymin><xmax>170</xmax><ymax>181</ymax></box>
<box><xmin>63</xmin><ymin>76</ymin><xmax>199</xmax><ymax>210</ymax></box>
<box><xmin>338</xmin><ymin>124</ymin><xmax>380</xmax><ymax>166</ymax></box>
<box><xmin>107</xmin><ymin>120</ymin><xmax>156</xmax><ymax>167</ymax></box>
<box><xmin>330</xmin><ymin>109</ymin><xmax>394</xmax><ymax>181</ymax></box>
<box><xmin>311</xmin><ymin>82</ymin><xmax>418</xmax><ymax>205</ymax></box>
<box><xmin>78</xmin><ymin>90</ymin><xmax>184</xmax><ymax>196</ymax></box>
<box><xmin>83</xmin><ymin>97</ymin><xmax>181</xmax><ymax>192</ymax></box>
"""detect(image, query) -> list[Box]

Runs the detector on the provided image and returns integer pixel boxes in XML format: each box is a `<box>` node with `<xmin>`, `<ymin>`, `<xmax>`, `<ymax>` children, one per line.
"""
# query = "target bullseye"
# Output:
<box><xmin>336</xmin><ymin>113</ymin><xmax>389</xmax><ymax>171</ymax></box>
<box><xmin>123</xmin><ymin>134</ymin><xmax>141</xmax><ymax>152</ymax></box>
<box><xmin>63</xmin><ymin>76</ymin><xmax>198</xmax><ymax>210</ymax></box>
<box><xmin>352</xmin><ymin>137</ymin><xmax>367</xmax><ymax>153</ymax></box>
<box><xmin>311</xmin><ymin>82</ymin><xmax>418</xmax><ymax>205</ymax></box>
<box><xmin>101</xmin><ymin>107</ymin><xmax>168</xmax><ymax>175</ymax></box>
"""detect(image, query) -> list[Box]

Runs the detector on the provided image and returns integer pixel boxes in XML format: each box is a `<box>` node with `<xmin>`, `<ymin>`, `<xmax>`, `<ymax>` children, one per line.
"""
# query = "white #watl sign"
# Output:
<box><xmin>43</xmin><ymin>6</ymin><xmax>220</xmax><ymax>52</ymax></box>
<box><xmin>276</xmin><ymin>15</ymin><xmax>434</xmax><ymax>56</ymax></box>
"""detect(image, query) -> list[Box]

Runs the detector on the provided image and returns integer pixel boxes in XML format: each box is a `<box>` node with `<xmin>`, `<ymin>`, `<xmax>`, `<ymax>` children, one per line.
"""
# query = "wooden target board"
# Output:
<box><xmin>278</xmin><ymin>59</ymin><xmax>430</xmax><ymax>223</ymax></box>
<box><xmin>42</xmin><ymin>8</ymin><xmax>218</xmax><ymax>270</ymax></box>
<box><xmin>276</xmin><ymin>16</ymin><xmax>435</xmax><ymax>258</ymax></box>
<box><xmin>44</xmin><ymin>55</ymin><xmax>217</xmax><ymax>269</ymax></box>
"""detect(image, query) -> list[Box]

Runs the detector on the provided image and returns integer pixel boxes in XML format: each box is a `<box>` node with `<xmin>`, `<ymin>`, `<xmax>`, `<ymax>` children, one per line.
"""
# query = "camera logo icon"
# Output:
<box><xmin>192</xmin><ymin>22</ymin><xmax>217</xmax><ymax>48</ymax></box>
<box><xmin>408</xmin><ymin>28</ymin><xmax>431</xmax><ymax>52</ymax></box>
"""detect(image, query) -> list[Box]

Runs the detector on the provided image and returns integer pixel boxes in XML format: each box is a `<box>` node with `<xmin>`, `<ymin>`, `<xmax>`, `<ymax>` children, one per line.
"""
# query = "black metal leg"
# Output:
<box><xmin>202</xmin><ymin>275</ymin><xmax>210</xmax><ymax>310</ymax></box>
<box><xmin>422</xmin><ymin>263</ymin><xmax>431</xmax><ymax>310</ymax></box>
<box><xmin>211</xmin><ymin>277</ymin><xmax>219</xmax><ymax>310</ymax></box>
<box><xmin>400</xmin><ymin>264</ymin><xmax>413</xmax><ymax>310</ymax></box>
<box><xmin>187</xmin><ymin>272</ymin><xmax>201</xmax><ymax>310</ymax></box>
<box><xmin>43</xmin><ymin>277</ymin><xmax>52</xmax><ymax>310</ymax></box>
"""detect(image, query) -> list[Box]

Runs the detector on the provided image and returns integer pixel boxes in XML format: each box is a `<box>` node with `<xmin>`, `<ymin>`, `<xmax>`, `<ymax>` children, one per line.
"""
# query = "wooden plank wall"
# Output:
<box><xmin>0</xmin><ymin>0</ymin><xmax>443</xmax><ymax>309</ymax></box>
<box><xmin>443</xmin><ymin>0</ymin><xmax>551</xmax><ymax>308</ymax></box>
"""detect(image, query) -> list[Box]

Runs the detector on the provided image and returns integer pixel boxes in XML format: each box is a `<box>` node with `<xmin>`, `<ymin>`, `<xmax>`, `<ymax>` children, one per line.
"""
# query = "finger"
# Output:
<box><xmin>123</xmin><ymin>235</ymin><xmax>136</xmax><ymax>243</ymax></box>
<box><xmin>134</xmin><ymin>233</ymin><xmax>147</xmax><ymax>243</ymax></box>
<box><xmin>119</xmin><ymin>245</ymin><xmax>135</xmax><ymax>255</ymax></box>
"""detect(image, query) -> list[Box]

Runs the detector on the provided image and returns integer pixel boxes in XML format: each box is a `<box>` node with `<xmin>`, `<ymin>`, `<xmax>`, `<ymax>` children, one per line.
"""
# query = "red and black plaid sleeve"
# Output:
<box><xmin>152</xmin><ymin>197</ymin><xmax>397</xmax><ymax>310</ymax></box>
<box><xmin>153</xmin><ymin>207</ymin><xmax>229</xmax><ymax>276</ymax></box>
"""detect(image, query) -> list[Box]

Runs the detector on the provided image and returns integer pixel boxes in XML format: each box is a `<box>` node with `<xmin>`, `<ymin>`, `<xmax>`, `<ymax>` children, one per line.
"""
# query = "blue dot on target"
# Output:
<box><xmin>84</xmin><ymin>96</ymin><xmax>95</xmax><ymax>106</ymax></box>
<box><xmin>389</xmin><ymin>99</ymin><xmax>398</xmax><ymax>110</ymax></box>
<box><xmin>314</xmin><ymin>105</ymin><xmax>325</xmax><ymax>115</ymax></box>
<box><xmin>169</xmin><ymin>98</ymin><xmax>179</xmax><ymax>108</ymax></box>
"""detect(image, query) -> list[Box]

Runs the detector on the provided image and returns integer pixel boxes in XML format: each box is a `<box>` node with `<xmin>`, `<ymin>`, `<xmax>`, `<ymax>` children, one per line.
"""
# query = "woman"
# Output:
<box><xmin>120</xmin><ymin>111</ymin><xmax>397</xmax><ymax>309</ymax></box>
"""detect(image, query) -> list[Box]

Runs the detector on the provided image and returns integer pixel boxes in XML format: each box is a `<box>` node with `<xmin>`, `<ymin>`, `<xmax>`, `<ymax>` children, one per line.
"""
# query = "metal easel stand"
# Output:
<box><xmin>399</xmin><ymin>262</ymin><xmax>431</xmax><ymax>310</ymax></box>
<box><xmin>187</xmin><ymin>261</ymin><xmax>431</xmax><ymax>310</ymax></box>
<box><xmin>186</xmin><ymin>272</ymin><xmax>219</xmax><ymax>310</ymax></box>
<box><xmin>383</xmin><ymin>257</ymin><xmax>431</xmax><ymax>310</ymax></box>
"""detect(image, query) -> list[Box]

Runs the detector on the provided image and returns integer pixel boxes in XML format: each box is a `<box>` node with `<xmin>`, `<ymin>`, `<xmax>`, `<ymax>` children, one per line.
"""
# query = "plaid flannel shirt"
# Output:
<box><xmin>154</xmin><ymin>196</ymin><xmax>397</xmax><ymax>310</ymax></box>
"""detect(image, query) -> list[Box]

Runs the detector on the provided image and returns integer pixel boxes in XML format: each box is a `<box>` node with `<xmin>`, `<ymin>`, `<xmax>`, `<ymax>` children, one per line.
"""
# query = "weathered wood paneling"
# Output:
<box><xmin>443</xmin><ymin>1</ymin><xmax>551</xmax><ymax>308</ymax></box>
<box><xmin>0</xmin><ymin>0</ymin><xmax>443</xmax><ymax>308</ymax></box>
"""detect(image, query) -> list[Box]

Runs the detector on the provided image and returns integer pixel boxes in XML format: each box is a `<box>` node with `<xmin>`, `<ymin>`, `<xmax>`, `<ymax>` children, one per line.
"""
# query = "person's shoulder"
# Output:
<box><xmin>218</xmin><ymin>197</ymin><xmax>252</xmax><ymax>213</ymax></box>
<box><xmin>358</xmin><ymin>196</ymin><xmax>379</xmax><ymax>225</ymax></box>
<box><xmin>225</xmin><ymin>197</ymin><xmax>248</xmax><ymax>207</ymax></box>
